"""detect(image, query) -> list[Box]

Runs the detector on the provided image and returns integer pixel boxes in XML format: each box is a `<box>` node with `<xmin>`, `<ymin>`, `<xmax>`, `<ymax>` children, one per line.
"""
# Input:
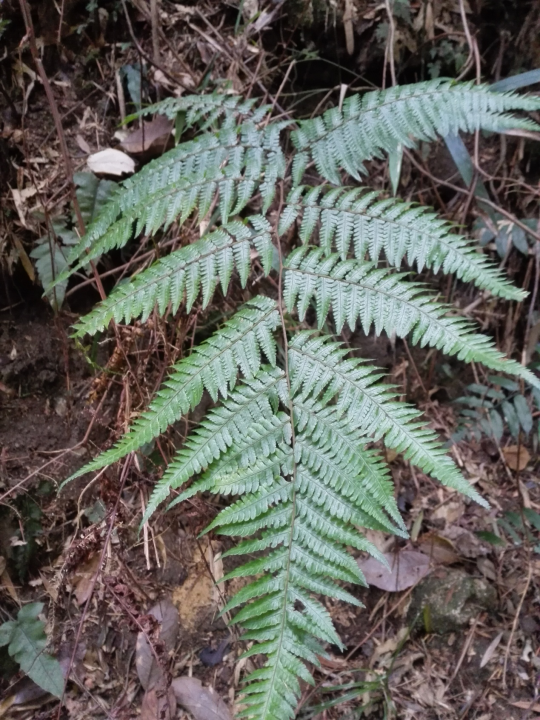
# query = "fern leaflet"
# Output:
<box><xmin>62</xmin><ymin>116</ymin><xmax>286</xmax><ymax>279</ymax></box>
<box><xmin>279</xmin><ymin>186</ymin><xmax>525</xmax><ymax>301</ymax></box>
<box><xmin>65</xmin><ymin>296</ymin><xmax>279</xmax><ymax>483</ymax></box>
<box><xmin>292</xmin><ymin>79</ymin><xmax>540</xmax><ymax>184</ymax></box>
<box><xmin>73</xmin><ymin>216</ymin><xmax>273</xmax><ymax>336</ymax></box>
<box><xmin>284</xmin><ymin>247</ymin><xmax>540</xmax><ymax>388</ymax></box>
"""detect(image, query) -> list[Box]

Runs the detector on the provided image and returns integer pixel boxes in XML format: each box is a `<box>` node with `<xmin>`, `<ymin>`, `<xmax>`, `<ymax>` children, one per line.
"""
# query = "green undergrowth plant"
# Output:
<box><xmin>453</xmin><ymin>341</ymin><xmax>540</xmax><ymax>445</ymax></box>
<box><xmin>55</xmin><ymin>80</ymin><xmax>540</xmax><ymax>719</ymax></box>
<box><xmin>0</xmin><ymin>603</ymin><xmax>64</xmax><ymax>698</ymax></box>
<box><xmin>454</xmin><ymin>374</ymin><xmax>540</xmax><ymax>445</ymax></box>
<box><xmin>478</xmin><ymin>507</ymin><xmax>540</xmax><ymax>554</ymax></box>
<box><xmin>32</xmin><ymin>172</ymin><xmax>116</xmax><ymax>310</ymax></box>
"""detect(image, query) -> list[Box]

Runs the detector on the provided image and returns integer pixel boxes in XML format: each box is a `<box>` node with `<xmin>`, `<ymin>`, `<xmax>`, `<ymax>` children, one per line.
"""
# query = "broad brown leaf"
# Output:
<box><xmin>502</xmin><ymin>445</ymin><xmax>531</xmax><ymax>470</ymax></box>
<box><xmin>172</xmin><ymin>676</ymin><xmax>232</xmax><ymax>720</ymax></box>
<box><xmin>357</xmin><ymin>550</ymin><xmax>431</xmax><ymax>592</ymax></box>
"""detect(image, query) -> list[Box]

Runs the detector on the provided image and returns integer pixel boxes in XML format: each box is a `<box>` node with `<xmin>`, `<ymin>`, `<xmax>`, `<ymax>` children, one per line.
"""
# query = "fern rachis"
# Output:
<box><xmin>57</xmin><ymin>81</ymin><xmax>540</xmax><ymax>719</ymax></box>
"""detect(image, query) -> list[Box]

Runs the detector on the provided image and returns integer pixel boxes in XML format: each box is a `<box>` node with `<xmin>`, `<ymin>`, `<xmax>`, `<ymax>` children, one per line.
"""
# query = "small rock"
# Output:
<box><xmin>408</xmin><ymin>568</ymin><xmax>497</xmax><ymax>634</ymax></box>
<box><xmin>55</xmin><ymin>397</ymin><xmax>68</xmax><ymax>417</ymax></box>
<box><xmin>520</xmin><ymin>615</ymin><xmax>539</xmax><ymax>635</ymax></box>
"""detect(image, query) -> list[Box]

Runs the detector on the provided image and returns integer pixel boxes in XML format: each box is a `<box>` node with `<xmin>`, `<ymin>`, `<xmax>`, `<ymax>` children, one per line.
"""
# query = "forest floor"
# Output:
<box><xmin>1</xmin><ymin>1</ymin><xmax>540</xmax><ymax>719</ymax></box>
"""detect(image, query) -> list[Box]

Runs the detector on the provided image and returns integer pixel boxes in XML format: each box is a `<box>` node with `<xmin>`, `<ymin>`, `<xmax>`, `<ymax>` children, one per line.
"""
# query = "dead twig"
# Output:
<box><xmin>56</xmin><ymin>456</ymin><xmax>133</xmax><ymax>718</ymax></box>
<box><xmin>502</xmin><ymin>559</ymin><xmax>533</xmax><ymax>687</ymax></box>
<box><xmin>384</xmin><ymin>0</ymin><xmax>397</xmax><ymax>87</ymax></box>
<box><xmin>405</xmin><ymin>149</ymin><xmax>540</xmax><ymax>246</ymax></box>
<box><xmin>120</xmin><ymin>0</ymin><xmax>191</xmax><ymax>92</ymax></box>
<box><xmin>18</xmin><ymin>0</ymin><xmax>85</xmax><ymax>236</ymax></box>
<box><xmin>150</xmin><ymin>0</ymin><xmax>160</xmax><ymax>65</ymax></box>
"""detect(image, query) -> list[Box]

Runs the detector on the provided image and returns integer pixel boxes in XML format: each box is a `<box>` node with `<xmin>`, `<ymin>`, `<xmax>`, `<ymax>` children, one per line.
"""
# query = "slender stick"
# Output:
<box><xmin>55</xmin><ymin>457</ymin><xmax>132</xmax><ymax>718</ymax></box>
<box><xmin>384</xmin><ymin>0</ymin><xmax>397</xmax><ymax>86</ymax></box>
<box><xmin>150</xmin><ymin>0</ymin><xmax>160</xmax><ymax>64</ymax></box>
<box><xmin>18</xmin><ymin>0</ymin><xmax>108</xmax><ymax>302</ymax></box>
<box><xmin>18</xmin><ymin>0</ymin><xmax>85</xmax><ymax>236</ymax></box>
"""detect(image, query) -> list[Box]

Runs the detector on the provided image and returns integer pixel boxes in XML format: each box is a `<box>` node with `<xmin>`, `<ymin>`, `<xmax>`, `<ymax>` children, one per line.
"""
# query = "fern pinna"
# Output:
<box><xmin>58</xmin><ymin>80</ymin><xmax>540</xmax><ymax>719</ymax></box>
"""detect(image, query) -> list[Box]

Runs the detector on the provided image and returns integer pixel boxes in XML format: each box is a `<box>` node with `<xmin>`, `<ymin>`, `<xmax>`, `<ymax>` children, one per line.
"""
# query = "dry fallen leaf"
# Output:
<box><xmin>477</xmin><ymin>557</ymin><xmax>497</xmax><ymax>582</ymax></box>
<box><xmin>412</xmin><ymin>681</ymin><xmax>436</xmax><ymax>707</ymax></box>
<box><xmin>136</xmin><ymin>599</ymin><xmax>179</xmax><ymax>691</ymax></box>
<box><xmin>369</xmin><ymin>628</ymin><xmax>408</xmax><ymax>669</ymax></box>
<box><xmin>11</xmin><ymin>235</ymin><xmax>35</xmax><ymax>282</ymax></box>
<box><xmin>76</xmin><ymin>134</ymin><xmax>91</xmax><ymax>154</ymax></box>
<box><xmin>87</xmin><ymin>148</ymin><xmax>135</xmax><ymax>177</ymax></box>
<box><xmin>417</xmin><ymin>533</ymin><xmax>459</xmax><ymax>565</ymax></box>
<box><xmin>207</xmin><ymin>546</ymin><xmax>225</xmax><ymax>613</ymax></box>
<box><xmin>442</xmin><ymin>526</ymin><xmax>486</xmax><ymax>559</ymax></box>
<box><xmin>480</xmin><ymin>632</ymin><xmax>504</xmax><ymax>668</ymax></box>
<box><xmin>10</xmin><ymin>187</ymin><xmax>38</xmax><ymax>228</ymax></box>
<box><xmin>510</xmin><ymin>701</ymin><xmax>540</xmax><ymax>712</ymax></box>
<box><xmin>141</xmin><ymin>681</ymin><xmax>176</xmax><ymax>720</ymax></box>
<box><xmin>1</xmin><ymin>560</ymin><xmax>20</xmax><ymax>605</ymax></box>
<box><xmin>502</xmin><ymin>445</ymin><xmax>531</xmax><ymax>471</ymax></box>
<box><xmin>431</xmin><ymin>500</ymin><xmax>463</xmax><ymax>525</ymax></box>
<box><xmin>172</xmin><ymin>677</ymin><xmax>232</xmax><ymax>720</ymax></box>
<box><xmin>119</xmin><ymin>115</ymin><xmax>173</xmax><ymax>157</ymax></box>
<box><xmin>357</xmin><ymin>550</ymin><xmax>431</xmax><ymax>592</ymax></box>
<box><xmin>72</xmin><ymin>553</ymin><xmax>101</xmax><ymax>606</ymax></box>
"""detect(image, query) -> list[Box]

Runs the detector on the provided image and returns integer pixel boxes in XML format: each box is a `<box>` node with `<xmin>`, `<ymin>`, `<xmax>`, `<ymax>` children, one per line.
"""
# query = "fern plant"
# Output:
<box><xmin>57</xmin><ymin>79</ymin><xmax>540</xmax><ymax>719</ymax></box>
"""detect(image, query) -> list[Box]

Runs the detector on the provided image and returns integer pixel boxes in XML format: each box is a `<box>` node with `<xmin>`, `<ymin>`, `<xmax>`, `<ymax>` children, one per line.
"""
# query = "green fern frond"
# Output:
<box><xmin>133</xmin><ymin>92</ymin><xmax>271</xmax><ymax>130</ymax></box>
<box><xmin>294</xmin><ymin>435</ymin><xmax>398</xmax><ymax>532</ymax></box>
<box><xmin>58</xmin><ymin>78</ymin><xmax>540</xmax><ymax>720</ymax></box>
<box><xmin>288</xmin><ymin>332</ymin><xmax>486</xmax><ymax>504</ymax></box>
<box><xmin>206</xmin><ymin>474</ymin><xmax>367</xmax><ymax>718</ymax></box>
<box><xmin>284</xmin><ymin>247</ymin><xmax>539</xmax><ymax>389</ymax></box>
<box><xmin>279</xmin><ymin>186</ymin><xmax>525</xmax><ymax>301</ymax></box>
<box><xmin>142</xmin><ymin>368</ymin><xmax>287</xmax><ymax>523</ymax></box>
<box><xmin>73</xmin><ymin>216</ymin><xmax>273</xmax><ymax>336</ymax></box>
<box><xmin>62</xmin><ymin>116</ymin><xmax>286</xmax><ymax>279</ymax></box>
<box><xmin>63</xmin><ymin>297</ymin><xmax>279</xmax><ymax>485</ymax></box>
<box><xmin>207</xmin><ymin>448</ymin><xmax>390</xmax><ymax>718</ymax></box>
<box><xmin>293</xmin><ymin>395</ymin><xmax>403</xmax><ymax>528</ymax></box>
<box><xmin>292</xmin><ymin>80</ymin><xmax>540</xmax><ymax>183</ymax></box>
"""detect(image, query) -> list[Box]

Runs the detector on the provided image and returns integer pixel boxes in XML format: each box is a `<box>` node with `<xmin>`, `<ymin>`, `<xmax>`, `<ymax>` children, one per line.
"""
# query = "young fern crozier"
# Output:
<box><xmin>59</xmin><ymin>80</ymin><xmax>540</xmax><ymax>719</ymax></box>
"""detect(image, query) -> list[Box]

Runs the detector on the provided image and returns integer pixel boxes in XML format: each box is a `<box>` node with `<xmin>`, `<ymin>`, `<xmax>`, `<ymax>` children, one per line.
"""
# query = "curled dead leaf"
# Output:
<box><xmin>141</xmin><ymin>681</ymin><xmax>176</xmax><ymax>720</ymax></box>
<box><xmin>417</xmin><ymin>533</ymin><xmax>459</xmax><ymax>565</ymax></box>
<box><xmin>480</xmin><ymin>632</ymin><xmax>503</xmax><ymax>668</ymax></box>
<box><xmin>87</xmin><ymin>148</ymin><xmax>135</xmax><ymax>177</ymax></box>
<box><xmin>72</xmin><ymin>553</ymin><xmax>101</xmax><ymax>606</ymax></box>
<box><xmin>1</xmin><ymin>561</ymin><xmax>20</xmax><ymax>604</ymax></box>
<box><xmin>442</xmin><ymin>526</ymin><xmax>486</xmax><ymax>559</ymax></box>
